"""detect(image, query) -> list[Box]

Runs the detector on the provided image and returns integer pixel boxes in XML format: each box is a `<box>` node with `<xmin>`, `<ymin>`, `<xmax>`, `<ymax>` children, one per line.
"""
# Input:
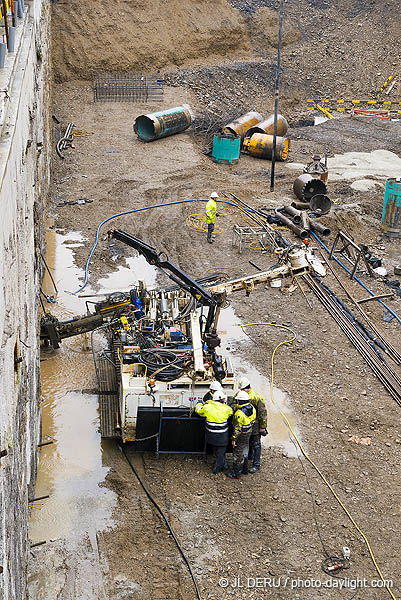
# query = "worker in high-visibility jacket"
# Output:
<box><xmin>201</xmin><ymin>380</ymin><xmax>222</xmax><ymax>404</ymax></box>
<box><xmin>195</xmin><ymin>390</ymin><xmax>233</xmax><ymax>474</ymax></box>
<box><xmin>237</xmin><ymin>376</ymin><xmax>268</xmax><ymax>473</ymax></box>
<box><xmin>227</xmin><ymin>391</ymin><xmax>256</xmax><ymax>479</ymax></box>
<box><xmin>205</xmin><ymin>191</ymin><xmax>219</xmax><ymax>243</ymax></box>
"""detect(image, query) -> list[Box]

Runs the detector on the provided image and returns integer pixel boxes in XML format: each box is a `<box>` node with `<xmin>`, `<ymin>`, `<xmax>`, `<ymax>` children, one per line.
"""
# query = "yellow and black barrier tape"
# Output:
<box><xmin>380</xmin><ymin>74</ymin><xmax>396</xmax><ymax>92</ymax></box>
<box><xmin>307</xmin><ymin>99</ymin><xmax>401</xmax><ymax>105</ymax></box>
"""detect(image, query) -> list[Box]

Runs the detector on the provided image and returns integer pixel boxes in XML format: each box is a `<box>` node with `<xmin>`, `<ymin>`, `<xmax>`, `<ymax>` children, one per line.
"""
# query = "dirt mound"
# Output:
<box><xmin>250</xmin><ymin>7</ymin><xmax>300</xmax><ymax>49</ymax></box>
<box><xmin>51</xmin><ymin>0</ymin><xmax>252</xmax><ymax>82</ymax></box>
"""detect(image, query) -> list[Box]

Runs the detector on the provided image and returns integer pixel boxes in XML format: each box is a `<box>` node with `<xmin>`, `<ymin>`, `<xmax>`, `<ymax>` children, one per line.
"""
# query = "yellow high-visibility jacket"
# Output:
<box><xmin>205</xmin><ymin>198</ymin><xmax>217</xmax><ymax>224</ymax></box>
<box><xmin>248</xmin><ymin>388</ymin><xmax>268</xmax><ymax>430</ymax></box>
<box><xmin>195</xmin><ymin>400</ymin><xmax>233</xmax><ymax>446</ymax></box>
<box><xmin>232</xmin><ymin>402</ymin><xmax>256</xmax><ymax>440</ymax></box>
<box><xmin>195</xmin><ymin>400</ymin><xmax>233</xmax><ymax>423</ymax></box>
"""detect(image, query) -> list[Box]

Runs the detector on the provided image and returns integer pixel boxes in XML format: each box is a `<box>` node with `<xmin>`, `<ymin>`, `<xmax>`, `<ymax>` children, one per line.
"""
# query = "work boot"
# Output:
<box><xmin>226</xmin><ymin>472</ymin><xmax>241</xmax><ymax>479</ymax></box>
<box><xmin>212</xmin><ymin>467</ymin><xmax>222</xmax><ymax>474</ymax></box>
<box><xmin>249</xmin><ymin>466</ymin><xmax>260</xmax><ymax>474</ymax></box>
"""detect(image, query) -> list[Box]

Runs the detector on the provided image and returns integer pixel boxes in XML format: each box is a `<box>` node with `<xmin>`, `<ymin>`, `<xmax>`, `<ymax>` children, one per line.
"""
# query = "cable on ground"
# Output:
<box><xmin>240</xmin><ymin>322</ymin><xmax>397</xmax><ymax>600</ymax></box>
<box><xmin>311</xmin><ymin>232</ymin><xmax>401</xmax><ymax>324</ymax></box>
<box><xmin>186</xmin><ymin>213</ymin><xmax>223</xmax><ymax>235</ymax></box>
<box><xmin>120</xmin><ymin>445</ymin><xmax>202</xmax><ymax>600</ymax></box>
<box><xmin>71</xmin><ymin>198</ymin><xmax>250</xmax><ymax>295</ymax></box>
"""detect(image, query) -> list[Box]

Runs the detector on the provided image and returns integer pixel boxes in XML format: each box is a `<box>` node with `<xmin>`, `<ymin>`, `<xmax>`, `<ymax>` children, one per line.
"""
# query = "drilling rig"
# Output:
<box><xmin>40</xmin><ymin>230</ymin><xmax>317</xmax><ymax>454</ymax></box>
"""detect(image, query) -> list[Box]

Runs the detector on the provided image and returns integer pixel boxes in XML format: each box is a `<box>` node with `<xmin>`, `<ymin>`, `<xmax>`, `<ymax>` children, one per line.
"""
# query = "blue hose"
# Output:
<box><xmin>72</xmin><ymin>198</ymin><xmax>239</xmax><ymax>294</ymax></box>
<box><xmin>311</xmin><ymin>232</ymin><xmax>401</xmax><ymax>324</ymax></box>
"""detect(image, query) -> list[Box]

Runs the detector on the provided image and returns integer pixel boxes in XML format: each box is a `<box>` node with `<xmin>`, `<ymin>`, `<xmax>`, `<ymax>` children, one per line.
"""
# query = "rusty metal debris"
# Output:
<box><xmin>275</xmin><ymin>206</ymin><xmax>330</xmax><ymax>240</ymax></box>
<box><xmin>329</xmin><ymin>231</ymin><xmax>379</xmax><ymax>279</ymax></box>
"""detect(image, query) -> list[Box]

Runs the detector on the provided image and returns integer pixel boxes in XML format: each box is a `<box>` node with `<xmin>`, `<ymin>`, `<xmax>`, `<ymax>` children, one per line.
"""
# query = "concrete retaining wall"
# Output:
<box><xmin>0</xmin><ymin>1</ymin><xmax>50</xmax><ymax>597</ymax></box>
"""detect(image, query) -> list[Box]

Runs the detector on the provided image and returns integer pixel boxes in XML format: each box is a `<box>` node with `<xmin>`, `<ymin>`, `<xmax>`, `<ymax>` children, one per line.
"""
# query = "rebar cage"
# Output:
<box><xmin>93</xmin><ymin>72</ymin><xmax>164</xmax><ymax>102</ymax></box>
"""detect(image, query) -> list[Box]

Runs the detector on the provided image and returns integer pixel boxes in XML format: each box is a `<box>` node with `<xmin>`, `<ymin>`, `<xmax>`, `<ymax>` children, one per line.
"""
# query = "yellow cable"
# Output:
<box><xmin>186</xmin><ymin>213</ymin><xmax>223</xmax><ymax>235</ymax></box>
<box><xmin>241</xmin><ymin>322</ymin><xmax>396</xmax><ymax>600</ymax></box>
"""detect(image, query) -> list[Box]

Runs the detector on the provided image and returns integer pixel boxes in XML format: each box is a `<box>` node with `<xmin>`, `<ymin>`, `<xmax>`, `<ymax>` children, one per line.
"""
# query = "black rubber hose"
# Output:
<box><xmin>139</xmin><ymin>349</ymin><xmax>184</xmax><ymax>381</ymax></box>
<box><xmin>121</xmin><ymin>446</ymin><xmax>202</xmax><ymax>600</ymax></box>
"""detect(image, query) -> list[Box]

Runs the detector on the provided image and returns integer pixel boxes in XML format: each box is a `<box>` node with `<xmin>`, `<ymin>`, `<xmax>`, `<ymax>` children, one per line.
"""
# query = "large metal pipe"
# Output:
<box><xmin>246</xmin><ymin>113</ymin><xmax>288</xmax><ymax>138</ymax></box>
<box><xmin>243</xmin><ymin>133</ymin><xmax>290</xmax><ymax>161</ymax></box>
<box><xmin>309</xmin><ymin>219</ymin><xmax>331</xmax><ymax>236</ymax></box>
<box><xmin>275</xmin><ymin>209</ymin><xmax>309</xmax><ymax>239</ymax></box>
<box><xmin>134</xmin><ymin>105</ymin><xmax>192</xmax><ymax>142</ymax></box>
<box><xmin>293</xmin><ymin>173</ymin><xmax>327</xmax><ymax>200</ymax></box>
<box><xmin>222</xmin><ymin>111</ymin><xmax>263</xmax><ymax>141</ymax></box>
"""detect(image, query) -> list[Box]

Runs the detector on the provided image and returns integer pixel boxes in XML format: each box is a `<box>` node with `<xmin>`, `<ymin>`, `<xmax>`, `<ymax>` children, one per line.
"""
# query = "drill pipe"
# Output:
<box><xmin>283</xmin><ymin>205</ymin><xmax>302</xmax><ymax>224</ymax></box>
<box><xmin>275</xmin><ymin>209</ymin><xmax>309</xmax><ymax>239</ymax></box>
<box><xmin>309</xmin><ymin>219</ymin><xmax>331</xmax><ymax>236</ymax></box>
<box><xmin>300</xmin><ymin>211</ymin><xmax>310</xmax><ymax>231</ymax></box>
<box><xmin>291</xmin><ymin>201</ymin><xmax>310</xmax><ymax>210</ymax></box>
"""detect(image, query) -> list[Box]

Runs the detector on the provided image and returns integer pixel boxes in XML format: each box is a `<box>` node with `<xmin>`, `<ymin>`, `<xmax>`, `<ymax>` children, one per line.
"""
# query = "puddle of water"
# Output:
<box><xmin>286</xmin><ymin>149</ymin><xmax>401</xmax><ymax>182</ymax></box>
<box><xmin>31</xmin><ymin>227</ymin><xmax>117</xmax><ymax>547</ymax></box>
<box><xmin>88</xmin><ymin>255</ymin><xmax>158</xmax><ymax>295</ymax></box>
<box><xmin>42</xmin><ymin>230</ymin><xmax>87</xmax><ymax>315</ymax></box>
<box><xmin>217</xmin><ymin>306</ymin><xmax>300</xmax><ymax>457</ymax></box>
<box><xmin>29</xmin><ymin>391</ymin><xmax>116</xmax><ymax>542</ymax></box>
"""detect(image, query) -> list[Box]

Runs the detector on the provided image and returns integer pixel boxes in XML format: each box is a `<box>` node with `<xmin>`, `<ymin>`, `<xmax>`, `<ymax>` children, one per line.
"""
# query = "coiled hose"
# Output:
<box><xmin>139</xmin><ymin>349</ymin><xmax>184</xmax><ymax>382</ymax></box>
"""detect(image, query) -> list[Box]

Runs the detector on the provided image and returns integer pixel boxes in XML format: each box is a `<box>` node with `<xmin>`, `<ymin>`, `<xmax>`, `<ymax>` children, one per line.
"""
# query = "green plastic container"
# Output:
<box><xmin>382</xmin><ymin>178</ymin><xmax>401</xmax><ymax>236</ymax></box>
<box><xmin>212</xmin><ymin>134</ymin><xmax>241</xmax><ymax>165</ymax></box>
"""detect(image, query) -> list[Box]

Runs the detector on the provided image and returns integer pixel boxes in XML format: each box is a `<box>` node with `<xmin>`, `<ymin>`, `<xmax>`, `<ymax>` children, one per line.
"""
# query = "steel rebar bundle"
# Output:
<box><xmin>303</xmin><ymin>273</ymin><xmax>401</xmax><ymax>407</ymax></box>
<box><xmin>94</xmin><ymin>73</ymin><xmax>163</xmax><ymax>102</ymax></box>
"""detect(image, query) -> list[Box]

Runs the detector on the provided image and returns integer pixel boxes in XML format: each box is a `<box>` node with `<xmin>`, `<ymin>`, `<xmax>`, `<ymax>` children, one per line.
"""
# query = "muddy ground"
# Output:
<box><xmin>28</xmin><ymin>0</ymin><xmax>401</xmax><ymax>598</ymax></box>
<box><xmin>27</xmin><ymin>79</ymin><xmax>401</xmax><ymax>600</ymax></box>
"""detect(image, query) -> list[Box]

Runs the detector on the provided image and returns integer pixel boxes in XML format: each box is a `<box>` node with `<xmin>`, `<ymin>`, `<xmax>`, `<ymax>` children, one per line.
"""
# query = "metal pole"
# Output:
<box><xmin>10</xmin><ymin>0</ymin><xmax>16</xmax><ymax>27</ymax></box>
<box><xmin>270</xmin><ymin>0</ymin><xmax>284</xmax><ymax>191</ymax></box>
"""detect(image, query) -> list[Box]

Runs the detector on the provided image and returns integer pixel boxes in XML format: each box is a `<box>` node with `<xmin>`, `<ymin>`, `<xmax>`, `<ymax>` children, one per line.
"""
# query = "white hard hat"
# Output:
<box><xmin>210</xmin><ymin>191</ymin><xmax>219</xmax><ymax>199</ymax></box>
<box><xmin>213</xmin><ymin>390</ymin><xmax>226</xmax><ymax>402</ymax></box>
<box><xmin>238</xmin><ymin>376</ymin><xmax>251</xmax><ymax>390</ymax></box>
<box><xmin>236</xmin><ymin>390</ymin><xmax>249</xmax><ymax>403</ymax></box>
<box><xmin>209</xmin><ymin>380</ymin><xmax>222</xmax><ymax>392</ymax></box>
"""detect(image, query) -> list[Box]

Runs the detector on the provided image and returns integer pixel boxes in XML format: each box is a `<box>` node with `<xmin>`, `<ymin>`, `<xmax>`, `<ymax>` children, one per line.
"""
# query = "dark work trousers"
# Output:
<box><xmin>232</xmin><ymin>432</ymin><xmax>251</xmax><ymax>476</ymax></box>
<box><xmin>212</xmin><ymin>445</ymin><xmax>227</xmax><ymax>472</ymax></box>
<box><xmin>207</xmin><ymin>222</ymin><xmax>215</xmax><ymax>242</ymax></box>
<box><xmin>249</xmin><ymin>433</ymin><xmax>261</xmax><ymax>469</ymax></box>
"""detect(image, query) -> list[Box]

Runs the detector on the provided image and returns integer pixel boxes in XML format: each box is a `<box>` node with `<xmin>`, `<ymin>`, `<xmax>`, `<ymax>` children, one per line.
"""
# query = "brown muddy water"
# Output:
<box><xmin>28</xmin><ymin>230</ymin><xmax>117</xmax><ymax>598</ymax></box>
